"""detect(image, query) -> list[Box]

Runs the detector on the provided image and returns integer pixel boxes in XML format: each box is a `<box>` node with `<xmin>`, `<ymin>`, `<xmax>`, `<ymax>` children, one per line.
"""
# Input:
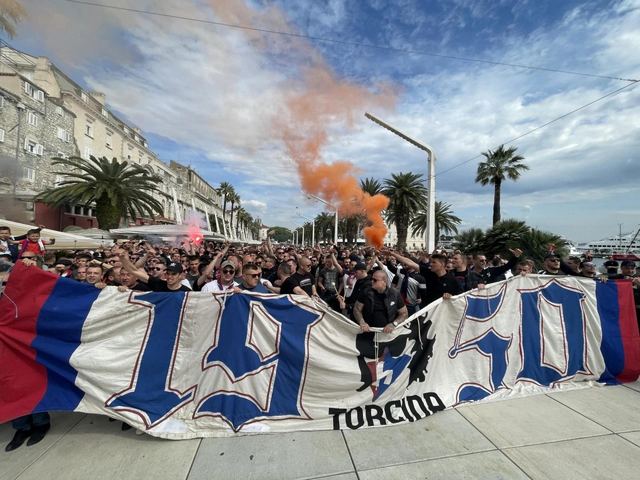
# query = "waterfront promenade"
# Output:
<box><xmin>3</xmin><ymin>382</ymin><xmax>640</xmax><ymax>479</ymax></box>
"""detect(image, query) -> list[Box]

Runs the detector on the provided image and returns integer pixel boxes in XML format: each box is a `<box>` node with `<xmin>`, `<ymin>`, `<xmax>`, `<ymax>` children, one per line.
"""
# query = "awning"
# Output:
<box><xmin>0</xmin><ymin>220</ymin><xmax>113</xmax><ymax>250</ymax></box>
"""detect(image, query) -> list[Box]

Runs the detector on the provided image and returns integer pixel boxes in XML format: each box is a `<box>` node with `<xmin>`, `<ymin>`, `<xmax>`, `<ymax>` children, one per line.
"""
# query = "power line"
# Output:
<box><xmin>435</xmin><ymin>80</ymin><xmax>639</xmax><ymax>177</ymax></box>
<box><xmin>61</xmin><ymin>0</ymin><xmax>638</xmax><ymax>83</ymax></box>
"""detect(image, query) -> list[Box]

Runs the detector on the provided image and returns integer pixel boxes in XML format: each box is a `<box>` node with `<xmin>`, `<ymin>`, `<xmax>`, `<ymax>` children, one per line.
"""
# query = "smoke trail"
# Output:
<box><xmin>209</xmin><ymin>1</ymin><xmax>397</xmax><ymax>247</ymax></box>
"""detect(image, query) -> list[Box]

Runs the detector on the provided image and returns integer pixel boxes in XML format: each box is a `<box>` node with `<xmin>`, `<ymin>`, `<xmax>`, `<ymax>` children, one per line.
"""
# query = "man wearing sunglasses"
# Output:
<box><xmin>202</xmin><ymin>260</ymin><xmax>238</xmax><ymax>293</ymax></box>
<box><xmin>117</xmin><ymin>249</ymin><xmax>191</xmax><ymax>292</ymax></box>
<box><xmin>236</xmin><ymin>263</ymin><xmax>269</xmax><ymax>293</ymax></box>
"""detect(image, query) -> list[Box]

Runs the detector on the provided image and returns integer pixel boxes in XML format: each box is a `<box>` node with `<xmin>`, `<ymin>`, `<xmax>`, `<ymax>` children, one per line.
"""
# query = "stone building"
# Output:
<box><xmin>0</xmin><ymin>73</ymin><xmax>76</xmax><ymax>224</ymax></box>
<box><xmin>0</xmin><ymin>45</ymin><xmax>234</xmax><ymax>236</ymax></box>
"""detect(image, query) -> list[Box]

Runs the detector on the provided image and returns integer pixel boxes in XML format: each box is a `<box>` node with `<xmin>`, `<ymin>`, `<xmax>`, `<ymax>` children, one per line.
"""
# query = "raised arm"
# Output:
<box><xmin>116</xmin><ymin>247</ymin><xmax>149</xmax><ymax>283</ymax></box>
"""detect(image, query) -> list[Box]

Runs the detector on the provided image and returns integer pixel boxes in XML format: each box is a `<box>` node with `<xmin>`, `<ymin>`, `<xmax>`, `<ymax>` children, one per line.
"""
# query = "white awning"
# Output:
<box><xmin>0</xmin><ymin>220</ymin><xmax>113</xmax><ymax>250</ymax></box>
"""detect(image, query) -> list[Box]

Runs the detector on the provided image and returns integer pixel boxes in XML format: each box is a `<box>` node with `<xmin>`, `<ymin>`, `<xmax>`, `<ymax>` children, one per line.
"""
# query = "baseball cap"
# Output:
<box><xmin>220</xmin><ymin>260</ymin><xmax>235</xmax><ymax>271</ymax></box>
<box><xmin>603</xmin><ymin>260</ymin><xmax>619</xmax><ymax>268</ymax></box>
<box><xmin>544</xmin><ymin>253</ymin><xmax>560</xmax><ymax>260</ymax></box>
<box><xmin>166</xmin><ymin>262</ymin><xmax>184</xmax><ymax>274</ymax></box>
<box><xmin>354</xmin><ymin>262</ymin><xmax>367</xmax><ymax>271</ymax></box>
<box><xmin>620</xmin><ymin>260</ymin><xmax>636</xmax><ymax>268</ymax></box>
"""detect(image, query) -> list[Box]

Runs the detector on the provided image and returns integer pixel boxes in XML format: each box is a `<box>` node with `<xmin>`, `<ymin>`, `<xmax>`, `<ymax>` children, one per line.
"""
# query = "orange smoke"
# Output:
<box><xmin>209</xmin><ymin>1</ymin><xmax>397</xmax><ymax>247</ymax></box>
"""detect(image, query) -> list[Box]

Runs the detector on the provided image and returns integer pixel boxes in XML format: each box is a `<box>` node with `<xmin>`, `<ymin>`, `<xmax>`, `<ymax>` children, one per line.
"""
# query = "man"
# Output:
<box><xmin>394</xmin><ymin>252</ymin><xmax>461</xmax><ymax>305</ymax></box>
<box><xmin>117</xmin><ymin>249</ymin><xmax>191</xmax><ymax>292</ymax></box>
<box><xmin>580</xmin><ymin>261</ymin><xmax>597</xmax><ymax>278</ymax></box>
<box><xmin>0</xmin><ymin>225</ymin><xmax>28</xmax><ymax>261</ymax></box>
<box><xmin>451</xmin><ymin>252</ymin><xmax>484</xmax><ymax>292</ymax></box>
<box><xmin>317</xmin><ymin>253</ymin><xmax>343</xmax><ymax>311</ymax></box>
<box><xmin>5</xmin><ymin>253</ymin><xmax>51</xmax><ymax>451</ymax></box>
<box><xmin>85</xmin><ymin>263</ymin><xmax>104</xmax><ymax>286</ymax></box>
<box><xmin>345</xmin><ymin>262</ymin><xmax>371</xmax><ymax>320</ymax></box>
<box><xmin>280</xmin><ymin>257</ymin><xmax>316</xmax><ymax>296</ymax></box>
<box><xmin>538</xmin><ymin>252</ymin><xmax>584</xmax><ymax>276</ymax></box>
<box><xmin>354</xmin><ymin>269</ymin><xmax>407</xmax><ymax>333</ymax></box>
<box><xmin>516</xmin><ymin>260</ymin><xmax>534</xmax><ymax>275</ymax></box>
<box><xmin>472</xmin><ymin>249</ymin><xmax>522</xmax><ymax>283</ymax></box>
<box><xmin>235</xmin><ymin>263</ymin><xmax>270</xmax><ymax>293</ymax></box>
<box><xmin>390</xmin><ymin>258</ymin><xmax>427</xmax><ymax>315</ymax></box>
<box><xmin>118</xmin><ymin>268</ymin><xmax>150</xmax><ymax>291</ymax></box>
<box><xmin>185</xmin><ymin>256</ymin><xmax>201</xmax><ymax>287</ymax></box>
<box><xmin>202</xmin><ymin>260</ymin><xmax>238</xmax><ymax>293</ymax></box>
<box><xmin>603</xmin><ymin>260</ymin><xmax>620</xmax><ymax>278</ymax></box>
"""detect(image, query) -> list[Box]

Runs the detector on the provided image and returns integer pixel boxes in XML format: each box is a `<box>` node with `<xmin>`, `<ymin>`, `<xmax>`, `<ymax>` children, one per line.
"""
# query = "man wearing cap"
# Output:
<box><xmin>603</xmin><ymin>260</ymin><xmax>620</xmax><ymax>278</ymax></box>
<box><xmin>202</xmin><ymin>260</ymin><xmax>238</xmax><ymax>293</ymax></box>
<box><xmin>116</xmin><ymin>248</ymin><xmax>191</xmax><ymax>292</ymax></box>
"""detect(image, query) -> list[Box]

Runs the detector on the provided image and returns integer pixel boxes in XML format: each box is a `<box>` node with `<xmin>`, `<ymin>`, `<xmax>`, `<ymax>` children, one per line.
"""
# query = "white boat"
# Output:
<box><xmin>578</xmin><ymin>229</ymin><xmax>640</xmax><ymax>255</ymax></box>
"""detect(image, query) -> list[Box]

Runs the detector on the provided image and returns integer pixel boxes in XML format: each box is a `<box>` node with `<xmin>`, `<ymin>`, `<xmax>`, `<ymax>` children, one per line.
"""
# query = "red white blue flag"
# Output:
<box><xmin>1</xmin><ymin>263</ymin><xmax>638</xmax><ymax>438</ymax></box>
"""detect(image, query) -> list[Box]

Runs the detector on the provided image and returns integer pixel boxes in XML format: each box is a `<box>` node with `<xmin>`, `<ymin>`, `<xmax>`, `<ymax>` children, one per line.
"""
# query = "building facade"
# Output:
<box><xmin>0</xmin><ymin>45</ymin><xmax>236</xmax><ymax>237</ymax></box>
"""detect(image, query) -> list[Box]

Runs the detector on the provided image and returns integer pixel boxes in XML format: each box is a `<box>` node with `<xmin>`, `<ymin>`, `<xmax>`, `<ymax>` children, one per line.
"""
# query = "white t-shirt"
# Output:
<box><xmin>202</xmin><ymin>279</ymin><xmax>238</xmax><ymax>293</ymax></box>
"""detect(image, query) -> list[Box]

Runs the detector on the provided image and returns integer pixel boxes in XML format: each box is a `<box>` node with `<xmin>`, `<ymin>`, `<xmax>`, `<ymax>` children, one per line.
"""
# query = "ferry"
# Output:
<box><xmin>577</xmin><ymin>228</ymin><xmax>640</xmax><ymax>258</ymax></box>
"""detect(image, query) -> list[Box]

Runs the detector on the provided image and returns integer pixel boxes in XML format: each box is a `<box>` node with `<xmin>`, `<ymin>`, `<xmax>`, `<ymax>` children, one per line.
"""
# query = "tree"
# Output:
<box><xmin>382</xmin><ymin>172</ymin><xmax>428</xmax><ymax>250</ymax></box>
<box><xmin>359</xmin><ymin>177</ymin><xmax>383</xmax><ymax>196</ymax></box>
<box><xmin>475</xmin><ymin>144</ymin><xmax>529</xmax><ymax>225</ymax></box>
<box><xmin>314</xmin><ymin>212</ymin><xmax>335</xmax><ymax>243</ymax></box>
<box><xmin>453</xmin><ymin>228</ymin><xmax>486</xmax><ymax>254</ymax></box>
<box><xmin>0</xmin><ymin>0</ymin><xmax>26</xmax><ymax>38</ymax></box>
<box><xmin>217</xmin><ymin>182</ymin><xmax>232</xmax><ymax>223</ymax></box>
<box><xmin>411</xmin><ymin>200</ymin><xmax>462</xmax><ymax>243</ymax></box>
<box><xmin>229</xmin><ymin>192</ymin><xmax>240</xmax><ymax>235</ymax></box>
<box><xmin>36</xmin><ymin>156</ymin><xmax>163</xmax><ymax>230</ymax></box>
<box><xmin>268</xmin><ymin>226</ymin><xmax>292</xmax><ymax>243</ymax></box>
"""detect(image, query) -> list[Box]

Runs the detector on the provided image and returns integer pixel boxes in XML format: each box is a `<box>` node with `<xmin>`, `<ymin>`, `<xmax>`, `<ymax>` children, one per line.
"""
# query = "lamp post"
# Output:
<box><xmin>296</xmin><ymin>207</ymin><xmax>315</xmax><ymax>246</ymax></box>
<box><xmin>365</xmin><ymin>112</ymin><xmax>437</xmax><ymax>252</ymax></box>
<box><xmin>307</xmin><ymin>193</ymin><xmax>338</xmax><ymax>245</ymax></box>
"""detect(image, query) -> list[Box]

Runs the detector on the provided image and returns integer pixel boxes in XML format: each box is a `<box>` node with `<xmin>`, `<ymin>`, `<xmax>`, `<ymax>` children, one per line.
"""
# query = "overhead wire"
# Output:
<box><xmin>435</xmin><ymin>80</ymin><xmax>639</xmax><ymax>177</ymax></box>
<box><xmin>61</xmin><ymin>0</ymin><xmax>637</xmax><ymax>83</ymax></box>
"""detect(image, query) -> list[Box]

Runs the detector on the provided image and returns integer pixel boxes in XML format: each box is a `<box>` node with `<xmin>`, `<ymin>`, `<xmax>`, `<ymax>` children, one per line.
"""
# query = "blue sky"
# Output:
<box><xmin>11</xmin><ymin>0</ymin><xmax>640</xmax><ymax>242</ymax></box>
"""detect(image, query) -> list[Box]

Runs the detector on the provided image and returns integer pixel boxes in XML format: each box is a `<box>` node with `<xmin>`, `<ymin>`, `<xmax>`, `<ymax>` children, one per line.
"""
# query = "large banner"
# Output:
<box><xmin>1</xmin><ymin>262</ymin><xmax>639</xmax><ymax>439</ymax></box>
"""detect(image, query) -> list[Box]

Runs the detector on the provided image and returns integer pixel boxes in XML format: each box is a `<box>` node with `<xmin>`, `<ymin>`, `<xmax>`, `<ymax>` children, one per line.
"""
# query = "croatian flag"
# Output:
<box><xmin>1</xmin><ymin>263</ymin><xmax>638</xmax><ymax>438</ymax></box>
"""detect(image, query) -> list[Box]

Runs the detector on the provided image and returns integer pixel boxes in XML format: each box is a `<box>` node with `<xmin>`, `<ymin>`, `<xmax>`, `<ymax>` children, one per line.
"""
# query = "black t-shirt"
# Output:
<box><xmin>370</xmin><ymin>291</ymin><xmax>390</xmax><ymax>328</ymax></box>
<box><xmin>281</xmin><ymin>272</ymin><xmax>315</xmax><ymax>295</ymax></box>
<box><xmin>419</xmin><ymin>264</ymin><xmax>462</xmax><ymax>305</ymax></box>
<box><xmin>147</xmin><ymin>276</ymin><xmax>192</xmax><ymax>292</ymax></box>
<box><xmin>130</xmin><ymin>281</ymin><xmax>151</xmax><ymax>292</ymax></box>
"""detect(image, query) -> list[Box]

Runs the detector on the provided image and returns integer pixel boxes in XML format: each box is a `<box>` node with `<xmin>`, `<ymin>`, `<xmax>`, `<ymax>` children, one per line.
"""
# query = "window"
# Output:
<box><xmin>106</xmin><ymin>130</ymin><xmax>113</xmax><ymax>149</ymax></box>
<box><xmin>27</xmin><ymin>111</ymin><xmax>38</xmax><ymax>127</ymax></box>
<box><xmin>35</xmin><ymin>143</ymin><xmax>44</xmax><ymax>156</ymax></box>
<box><xmin>57</xmin><ymin>127</ymin><xmax>72</xmax><ymax>142</ymax></box>
<box><xmin>101</xmin><ymin>107</ymin><xmax>108</xmax><ymax>117</ymax></box>
<box><xmin>24</xmin><ymin>81</ymin><xmax>33</xmax><ymax>95</ymax></box>
<box><xmin>85</xmin><ymin>123</ymin><xmax>94</xmax><ymax>138</ymax></box>
<box><xmin>123</xmin><ymin>126</ymin><xmax>129</xmax><ymax>134</ymax></box>
<box><xmin>22</xmin><ymin>167</ymin><xmax>35</xmax><ymax>182</ymax></box>
<box><xmin>25</xmin><ymin>202</ymin><xmax>34</xmax><ymax>211</ymax></box>
<box><xmin>84</xmin><ymin>146</ymin><xmax>93</xmax><ymax>158</ymax></box>
<box><xmin>55</xmin><ymin>105</ymin><xmax>63</xmax><ymax>116</ymax></box>
<box><xmin>25</xmin><ymin>138</ymin><xmax>37</xmax><ymax>154</ymax></box>
<box><xmin>81</xmin><ymin>92</ymin><xmax>88</xmax><ymax>102</ymax></box>
<box><xmin>0</xmin><ymin>96</ymin><xmax>4</xmax><ymax>108</ymax></box>
<box><xmin>35</xmin><ymin>90</ymin><xmax>44</xmax><ymax>102</ymax></box>
<box><xmin>0</xmin><ymin>128</ymin><xmax>4</xmax><ymax>143</ymax></box>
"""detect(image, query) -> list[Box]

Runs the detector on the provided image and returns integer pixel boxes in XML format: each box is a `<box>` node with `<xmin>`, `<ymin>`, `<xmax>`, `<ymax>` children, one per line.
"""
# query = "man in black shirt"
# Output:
<box><xmin>471</xmin><ymin>249</ymin><xmax>522</xmax><ymax>283</ymax></box>
<box><xmin>353</xmin><ymin>269</ymin><xmax>407</xmax><ymax>333</ymax></box>
<box><xmin>346</xmin><ymin>262</ymin><xmax>371</xmax><ymax>320</ymax></box>
<box><xmin>117</xmin><ymin>248</ymin><xmax>191</xmax><ymax>292</ymax></box>
<box><xmin>280</xmin><ymin>256</ymin><xmax>316</xmax><ymax>296</ymax></box>
<box><xmin>420</xmin><ymin>253</ymin><xmax>462</xmax><ymax>305</ymax></box>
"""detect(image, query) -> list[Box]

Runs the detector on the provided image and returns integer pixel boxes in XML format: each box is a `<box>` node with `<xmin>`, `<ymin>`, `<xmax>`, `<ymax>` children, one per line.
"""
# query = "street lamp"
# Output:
<box><xmin>296</xmin><ymin>207</ymin><xmax>315</xmax><ymax>246</ymax></box>
<box><xmin>365</xmin><ymin>112</ymin><xmax>437</xmax><ymax>252</ymax></box>
<box><xmin>306</xmin><ymin>193</ymin><xmax>338</xmax><ymax>245</ymax></box>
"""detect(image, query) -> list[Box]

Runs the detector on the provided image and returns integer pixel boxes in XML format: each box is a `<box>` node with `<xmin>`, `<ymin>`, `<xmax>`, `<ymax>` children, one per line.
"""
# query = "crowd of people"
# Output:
<box><xmin>1</xmin><ymin>224</ymin><xmax>640</xmax><ymax>451</ymax></box>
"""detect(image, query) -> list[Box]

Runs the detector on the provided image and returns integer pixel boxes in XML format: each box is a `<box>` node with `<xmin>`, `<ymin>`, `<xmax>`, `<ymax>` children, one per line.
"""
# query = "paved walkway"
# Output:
<box><xmin>3</xmin><ymin>382</ymin><xmax>640</xmax><ymax>480</ymax></box>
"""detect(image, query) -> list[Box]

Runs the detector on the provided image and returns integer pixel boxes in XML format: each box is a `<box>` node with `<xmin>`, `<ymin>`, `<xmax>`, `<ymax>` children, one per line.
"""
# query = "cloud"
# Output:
<box><xmin>11</xmin><ymin>0</ymin><xmax>640</xmax><ymax>240</ymax></box>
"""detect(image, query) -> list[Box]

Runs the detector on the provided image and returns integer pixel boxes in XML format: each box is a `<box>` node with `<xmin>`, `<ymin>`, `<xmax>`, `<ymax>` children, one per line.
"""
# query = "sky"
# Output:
<box><xmin>9</xmin><ymin>0</ymin><xmax>640</xmax><ymax>242</ymax></box>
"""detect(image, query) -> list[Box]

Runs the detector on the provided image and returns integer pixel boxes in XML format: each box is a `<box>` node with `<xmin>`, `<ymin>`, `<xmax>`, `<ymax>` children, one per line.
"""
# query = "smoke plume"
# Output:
<box><xmin>209</xmin><ymin>1</ymin><xmax>396</xmax><ymax>247</ymax></box>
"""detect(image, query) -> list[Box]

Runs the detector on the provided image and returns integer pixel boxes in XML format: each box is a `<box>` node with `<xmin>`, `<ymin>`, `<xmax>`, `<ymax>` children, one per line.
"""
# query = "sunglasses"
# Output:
<box><xmin>151</xmin><ymin>267</ymin><xmax>165</xmax><ymax>271</ymax></box>
<box><xmin>246</xmin><ymin>273</ymin><xmax>261</xmax><ymax>278</ymax></box>
<box><xmin>222</xmin><ymin>269</ymin><xmax>235</xmax><ymax>274</ymax></box>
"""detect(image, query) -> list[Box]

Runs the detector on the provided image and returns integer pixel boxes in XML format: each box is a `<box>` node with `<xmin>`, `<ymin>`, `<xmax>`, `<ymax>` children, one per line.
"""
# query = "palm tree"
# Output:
<box><xmin>453</xmin><ymin>228</ymin><xmax>486</xmax><ymax>254</ymax></box>
<box><xmin>0</xmin><ymin>0</ymin><xmax>26</xmax><ymax>38</ymax></box>
<box><xmin>411</xmin><ymin>201</ymin><xmax>462</xmax><ymax>243</ymax></box>
<box><xmin>314</xmin><ymin>212</ymin><xmax>335</xmax><ymax>243</ymax></box>
<box><xmin>36</xmin><ymin>156</ymin><xmax>163</xmax><ymax>230</ymax></box>
<box><xmin>229</xmin><ymin>192</ymin><xmax>240</xmax><ymax>235</ymax></box>
<box><xmin>475</xmin><ymin>144</ymin><xmax>528</xmax><ymax>225</ymax></box>
<box><xmin>217</xmin><ymin>182</ymin><xmax>232</xmax><ymax>222</ymax></box>
<box><xmin>359</xmin><ymin>177</ymin><xmax>383</xmax><ymax>196</ymax></box>
<box><xmin>382</xmin><ymin>172</ymin><xmax>428</xmax><ymax>250</ymax></box>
